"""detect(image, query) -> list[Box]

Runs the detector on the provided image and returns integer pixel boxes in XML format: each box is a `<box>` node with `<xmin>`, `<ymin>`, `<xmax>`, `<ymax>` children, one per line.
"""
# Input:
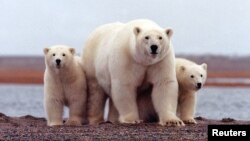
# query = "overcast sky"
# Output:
<box><xmin>0</xmin><ymin>0</ymin><xmax>250</xmax><ymax>56</ymax></box>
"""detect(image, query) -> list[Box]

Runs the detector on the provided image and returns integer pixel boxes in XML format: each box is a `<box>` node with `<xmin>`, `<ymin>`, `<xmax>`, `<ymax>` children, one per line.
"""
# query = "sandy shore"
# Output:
<box><xmin>0</xmin><ymin>113</ymin><xmax>250</xmax><ymax>140</ymax></box>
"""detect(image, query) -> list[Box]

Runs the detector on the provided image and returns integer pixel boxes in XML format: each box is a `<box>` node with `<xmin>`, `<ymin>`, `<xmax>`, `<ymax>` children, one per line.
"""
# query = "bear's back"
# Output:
<box><xmin>175</xmin><ymin>58</ymin><xmax>196</xmax><ymax>71</ymax></box>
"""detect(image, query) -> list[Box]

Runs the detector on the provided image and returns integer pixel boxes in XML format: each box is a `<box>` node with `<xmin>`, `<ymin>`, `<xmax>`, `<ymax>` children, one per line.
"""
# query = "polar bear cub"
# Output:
<box><xmin>43</xmin><ymin>45</ymin><xmax>87</xmax><ymax>126</ymax></box>
<box><xmin>82</xmin><ymin>19</ymin><xmax>183</xmax><ymax>126</ymax></box>
<box><xmin>176</xmin><ymin>58</ymin><xmax>207</xmax><ymax>124</ymax></box>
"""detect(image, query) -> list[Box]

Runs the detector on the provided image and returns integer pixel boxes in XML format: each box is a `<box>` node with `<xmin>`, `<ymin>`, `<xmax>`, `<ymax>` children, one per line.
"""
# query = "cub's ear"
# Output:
<box><xmin>180</xmin><ymin>66</ymin><xmax>185</xmax><ymax>71</ymax></box>
<box><xmin>69</xmin><ymin>48</ymin><xmax>75</xmax><ymax>55</ymax></box>
<box><xmin>133</xmin><ymin>27</ymin><xmax>141</xmax><ymax>36</ymax></box>
<box><xmin>201</xmin><ymin>63</ymin><xmax>207</xmax><ymax>70</ymax></box>
<box><xmin>43</xmin><ymin>48</ymin><xmax>50</xmax><ymax>54</ymax></box>
<box><xmin>165</xmin><ymin>28</ymin><xmax>173</xmax><ymax>38</ymax></box>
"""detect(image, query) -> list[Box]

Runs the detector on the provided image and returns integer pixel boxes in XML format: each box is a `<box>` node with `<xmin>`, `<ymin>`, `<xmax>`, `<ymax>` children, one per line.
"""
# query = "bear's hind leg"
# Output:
<box><xmin>87</xmin><ymin>79</ymin><xmax>107</xmax><ymax>125</ymax></box>
<box><xmin>107</xmin><ymin>98</ymin><xmax>119</xmax><ymax>123</ymax></box>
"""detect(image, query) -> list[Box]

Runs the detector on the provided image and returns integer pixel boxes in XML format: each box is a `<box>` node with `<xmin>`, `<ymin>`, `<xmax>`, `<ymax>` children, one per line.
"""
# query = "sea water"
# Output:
<box><xmin>0</xmin><ymin>84</ymin><xmax>249</xmax><ymax>120</ymax></box>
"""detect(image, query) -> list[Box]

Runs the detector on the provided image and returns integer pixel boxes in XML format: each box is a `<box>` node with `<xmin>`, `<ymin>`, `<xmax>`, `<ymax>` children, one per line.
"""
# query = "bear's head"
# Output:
<box><xmin>43</xmin><ymin>45</ymin><xmax>75</xmax><ymax>69</ymax></box>
<box><xmin>133</xmin><ymin>26</ymin><xmax>173</xmax><ymax>64</ymax></box>
<box><xmin>178</xmin><ymin>63</ymin><xmax>207</xmax><ymax>91</ymax></box>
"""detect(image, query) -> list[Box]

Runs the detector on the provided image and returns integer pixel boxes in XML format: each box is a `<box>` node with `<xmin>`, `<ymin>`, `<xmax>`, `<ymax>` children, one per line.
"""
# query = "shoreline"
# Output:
<box><xmin>1</xmin><ymin>55</ymin><xmax>250</xmax><ymax>87</ymax></box>
<box><xmin>0</xmin><ymin>113</ymin><xmax>250</xmax><ymax>140</ymax></box>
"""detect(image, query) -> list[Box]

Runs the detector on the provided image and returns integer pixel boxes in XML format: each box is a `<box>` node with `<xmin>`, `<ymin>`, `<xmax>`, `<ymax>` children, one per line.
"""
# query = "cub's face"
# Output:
<box><xmin>133</xmin><ymin>27</ymin><xmax>173</xmax><ymax>63</ymax></box>
<box><xmin>43</xmin><ymin>45</ymin><xmax>75</xmax><ymax>69</ymax></box>
<box><xmin>179</xmin><ymin>63</ymin><xmax>207</xmax><ymax>91</ymax></box>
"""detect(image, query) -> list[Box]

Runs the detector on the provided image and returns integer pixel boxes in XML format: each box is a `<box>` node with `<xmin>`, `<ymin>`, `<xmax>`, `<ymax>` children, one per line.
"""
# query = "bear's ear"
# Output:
<box><xmin>133</xmin><ymin>27</ymin><xmax>141</xmax><ymax>36</ymax></box>
<box><xmin>165</xmin><ymin>28</ymin><xmax>173</xmax><ymax>38</ymax></box>
<box><xmin>201</xmin><ymin>63</ymin><xmax>207</xmax><ymax>70</ymax></box>
<box><xmin>180</xmin><ymin>66</ymin><xmax>185</xmax><ymax>71</ymax></box>
<box><xmin>69</xmin><ymin>48</ymin><xmax>75</xmax><ymax>55</ymax></box>
<box><xmin>43</xmin><ymin>48</ymin><xmax>50</xmax><ymax>54</ymax></box>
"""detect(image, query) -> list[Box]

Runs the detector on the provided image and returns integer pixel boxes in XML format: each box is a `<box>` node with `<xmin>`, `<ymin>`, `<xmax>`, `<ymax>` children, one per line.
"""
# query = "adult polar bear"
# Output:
<box><xmin>82</xmin><ymin>19</ymin><xmax>183</xmax><ymax>126</ymax></box>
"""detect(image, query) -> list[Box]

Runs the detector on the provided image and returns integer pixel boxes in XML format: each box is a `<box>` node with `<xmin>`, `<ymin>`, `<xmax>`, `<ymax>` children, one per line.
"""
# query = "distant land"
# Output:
<box><xmin>0</xmin><ymin>55</ymin><xmax>250</xmax><ymax>86</ymax></box>
<box><xmin>176</xmin><ymin>54</ymin><xmax>250</xmax><ymax>72</ymax></box>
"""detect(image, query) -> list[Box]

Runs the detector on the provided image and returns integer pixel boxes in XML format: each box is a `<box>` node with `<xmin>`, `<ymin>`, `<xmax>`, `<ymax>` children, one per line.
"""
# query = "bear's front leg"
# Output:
<box><xmin>152</xmin><ymin>80</ymin><xmax>184</xmax><ymax>126</ymax></box>
<box><xmin>178</xmin><ymin>93</ymin><xmax>197</xmax><ymax>124</ymax></box>
<box><xmin>66</xmin><ymin>105</ymin><xmax>83</xmax><ymax>126</ymax></box>
<box><xmin>111</xmin><ymin>81</ymin><xmax>140</xmax><ymax>124</ymax></box>
<box><xmin>44</xmin><ymin>98</ymin><xmax>64</xmax><ymax>126</ymax></box>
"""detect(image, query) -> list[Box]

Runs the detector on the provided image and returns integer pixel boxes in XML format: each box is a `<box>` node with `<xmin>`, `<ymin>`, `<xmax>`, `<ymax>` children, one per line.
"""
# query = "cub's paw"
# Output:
<box><xmin>159</xmin><ymin>117</ymin><xmax>185</xmax><ymax>126</ymax></box>
<box><xmin>65</xmin><ymin>119</ymin><xmax>82</xmax><ymax>126</ymax></box>
<box><xmin>48</xmin><ymin>121</ymin><xmax>63</xmax><ymax>127</ymax></box>
<box><xmin>182</xmin><ymin>118</ymin><xmax>197</xmax><ymax>124</ymax></box>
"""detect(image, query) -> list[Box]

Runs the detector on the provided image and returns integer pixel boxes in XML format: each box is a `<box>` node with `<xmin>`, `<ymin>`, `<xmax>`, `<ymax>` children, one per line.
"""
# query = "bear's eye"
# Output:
<box><xmin>159</xmin><ymin>36</ymin><xmax>162</xmax><ymax>40</ymax></box>
<box><xmin>190</xmin><ymin>75</ymin><xmax>194</xmax><ymax>78</ymax></box>
<box><xmin>62</xmin><ymin>53</ymin><xmax>66</xmax><ymax>56</ymax></box>
<box><xmin>145</xmin><ymin>36</ymin><xmax>149</xmax><ymax>40</ymax></box>
<box><xmin>52</xmin><ymin>53</ymin><xmax>55</xmax><ymax>56</ymax></box>
<box><xmin>200</xmin><ymin>74</ymin><xmax>203</xmax><ymax>77</ymax></box>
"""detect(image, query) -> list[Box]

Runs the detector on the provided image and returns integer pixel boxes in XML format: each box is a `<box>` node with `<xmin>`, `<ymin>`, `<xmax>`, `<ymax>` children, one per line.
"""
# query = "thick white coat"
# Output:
<box><xmin>82</xmin><ymin>19</ymin><xmax>182</xmax><ymax>126</ymax></box>
<box><xmin>44</xmin><ymin>45</ymin><xmax>87</xmax><ymax>126</ymax></box>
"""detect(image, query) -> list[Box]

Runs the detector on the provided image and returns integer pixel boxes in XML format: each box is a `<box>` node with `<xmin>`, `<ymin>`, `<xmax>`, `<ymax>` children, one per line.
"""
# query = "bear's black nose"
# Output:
<box><xmin>56</xmin><ymin>59</ymin><xmax>61</xmax><ymax>65</ymax></box>
<box><xmin>197</xmin><ymin>83</ymin><xmax>202</xmax><ymax>89</ymax></box>
<box><xmin>150</xmin><ymin>45</ymin><xmax>158</xmax><ymax>54</ymax></box>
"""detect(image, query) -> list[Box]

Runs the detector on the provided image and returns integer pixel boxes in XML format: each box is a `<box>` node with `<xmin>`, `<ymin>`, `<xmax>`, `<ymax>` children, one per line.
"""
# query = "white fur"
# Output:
<box><xmin>176</xmin><ymin>58</ymin><xmax>207</xmax><ymax>124</ymax></box>
<box><xmin>82</xmin><ymin>19</ymin><xmax>183</xmax><ymax>126</ymax></box>
<box><xmin>117</xmin><ymin>58</ymin><xmax>208</xmax><ymax>125</ymax></box>
<box><xmin>44</xmin><ymin>45</ymin><xmax>87</xmax><ymax>126</ymax></box>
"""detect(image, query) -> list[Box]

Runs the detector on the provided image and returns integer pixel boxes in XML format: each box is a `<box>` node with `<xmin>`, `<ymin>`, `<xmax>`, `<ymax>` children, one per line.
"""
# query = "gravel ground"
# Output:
<box><xmin>0</xmin><ymin>113</ymin><xmax>249</xmax><ymax>141</ymax></box>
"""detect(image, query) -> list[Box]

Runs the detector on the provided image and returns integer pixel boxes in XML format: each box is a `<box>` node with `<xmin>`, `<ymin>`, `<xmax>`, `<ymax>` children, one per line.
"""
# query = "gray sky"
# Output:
<box><xmin>0</xmin><ymin>0</ymin><xmax>250</xmax><ymax>56</ymax></box>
